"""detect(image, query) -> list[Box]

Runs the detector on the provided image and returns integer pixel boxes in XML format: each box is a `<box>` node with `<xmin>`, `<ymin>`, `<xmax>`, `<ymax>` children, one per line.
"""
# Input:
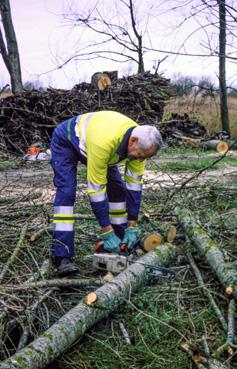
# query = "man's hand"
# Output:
<box><xmin>122</xmin><ymin>226</ymin><xmax>139</xmax><ymax>250</ymax></box>
<box><xmin>101</xmin><ymin>229</ymin><xmax>121</xmax><ymax>252</ymax></box>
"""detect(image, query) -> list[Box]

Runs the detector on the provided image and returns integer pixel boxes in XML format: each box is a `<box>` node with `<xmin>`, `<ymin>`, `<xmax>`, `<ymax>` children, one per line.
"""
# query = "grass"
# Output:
<box><xmin>60</xmin><ymin>283</ymin><xmax>225</xmax><ymax>369</ymax></box>
<box><xmin>164</xmin><ymin>95</ymin><xmax>237</xmax><ymax>138</ymax></box>
<box><xmin>0</xmin><ymin>159</ymin><xmax>23</xmax><ymax>171</ymax></box>
<box><xmin>148</xmin><ymin>152</ymin><xmax>237</xmax><ymax>172</ymax></box>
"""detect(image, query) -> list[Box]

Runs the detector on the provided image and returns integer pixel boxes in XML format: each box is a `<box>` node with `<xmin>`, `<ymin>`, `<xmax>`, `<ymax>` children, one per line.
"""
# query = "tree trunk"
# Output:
<box><xmin>0</xmin><ymin>0</ymin><xmax>23</xmax><ymax>93</ymax></box>
<box><xmin>128</xmin><ymin>0</ymin><xmax>145</xmax><ymax>74</ymax></box>
<box><xmin>176</xmin><ymin>208</ymin><xmax>237</xmax><ymax>299</ymax></box>
<box><xmin>218</xmin><ymin>0</ymin><xmax>230</xmax><ymax>135</ymax></box>
<box><xmin>0</xmin><ymin>244</ymin><xmax>176</xmax><ymax>369</ymax></box>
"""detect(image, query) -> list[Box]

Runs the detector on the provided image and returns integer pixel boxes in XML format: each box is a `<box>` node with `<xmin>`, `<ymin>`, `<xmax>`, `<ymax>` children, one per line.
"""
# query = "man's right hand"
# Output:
<box><xmin>100</xmin><ymin>229</ymin><xmax>121</xmax><ymax>252</ymax></box>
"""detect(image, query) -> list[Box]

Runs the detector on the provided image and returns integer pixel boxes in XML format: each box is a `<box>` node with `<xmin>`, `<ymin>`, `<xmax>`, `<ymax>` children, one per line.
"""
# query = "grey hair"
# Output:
<box><xmin>131</xmin><ymin>125</ymin><xmax>163</xmax><ymax>151</ymax></box>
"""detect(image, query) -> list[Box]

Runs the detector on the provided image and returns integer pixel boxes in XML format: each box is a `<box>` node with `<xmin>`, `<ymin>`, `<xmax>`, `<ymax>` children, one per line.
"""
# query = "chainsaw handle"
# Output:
<box><xmin>119</xmin><ymin>243</ymin><xmax>127</xmax><ymax>252</ymax></box>
<box><xmin>95</xmin><ymin>241</ymin><xmax>128</xmax><ymax>253</ymax></box>
<box><xmin>95</xmin><ymin>240</ymin><xmax>104</xmax><ymax>252</ymax></box>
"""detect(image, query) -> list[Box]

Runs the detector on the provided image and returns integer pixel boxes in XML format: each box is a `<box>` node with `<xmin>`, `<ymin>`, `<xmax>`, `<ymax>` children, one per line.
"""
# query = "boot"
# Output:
<box><xmin>53</xmin><ymin>257</ymin><xmax>79</xmax><ymax>277</ymax></box>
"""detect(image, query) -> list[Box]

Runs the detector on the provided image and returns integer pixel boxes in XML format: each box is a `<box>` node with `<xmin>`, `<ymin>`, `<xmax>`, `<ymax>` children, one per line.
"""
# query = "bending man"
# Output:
<box><xmin>50</xmin><ymin>110</ymin><xmax>163</xmax><ymax>277</ymax></box>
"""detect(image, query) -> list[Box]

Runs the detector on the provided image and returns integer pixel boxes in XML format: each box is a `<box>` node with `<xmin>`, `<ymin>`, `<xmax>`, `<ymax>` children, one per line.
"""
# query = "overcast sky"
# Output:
<box><xmin>0</xmin><ymin>0</ymin><xmax>236</xmax><ymax>89</ymax></box>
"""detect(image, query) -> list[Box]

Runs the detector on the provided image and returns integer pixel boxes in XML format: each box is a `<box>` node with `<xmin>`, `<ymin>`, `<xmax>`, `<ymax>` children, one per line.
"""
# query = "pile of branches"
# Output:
<box><xmin>0</xmin><ymin>72</ymin><xmax>170</xmax><ymax>154</ymax></box>
<box><xmin>160</xmin><ymin>112</ymin><xmax>208</xmax><ymax>146</ymax></box>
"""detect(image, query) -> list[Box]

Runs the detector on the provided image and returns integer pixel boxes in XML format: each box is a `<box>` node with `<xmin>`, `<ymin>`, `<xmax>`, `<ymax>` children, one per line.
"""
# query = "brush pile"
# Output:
<box><xmin>0</xmin><ymin>72</ymin><xmax>170</xmax><ymax>154</ymax></box>
<box><xmin>159</xmin><ymin>112</ymin><xmax>208</xmax><ymax>144</ymax></box>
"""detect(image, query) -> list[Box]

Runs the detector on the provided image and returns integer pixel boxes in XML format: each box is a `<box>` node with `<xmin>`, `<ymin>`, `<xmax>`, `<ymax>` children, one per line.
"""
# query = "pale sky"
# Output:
<box><xmin>0</xmin><ymin>0</ymin><xmax>236</xmax><ymax>89</ymax></box>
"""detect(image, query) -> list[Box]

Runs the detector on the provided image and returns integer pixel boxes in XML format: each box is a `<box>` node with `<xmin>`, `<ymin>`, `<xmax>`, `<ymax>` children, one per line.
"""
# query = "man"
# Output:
<box><xmin>51</xmin><ymin>110</ymin><xmax>163</xmax><ymax>277</ymax></box>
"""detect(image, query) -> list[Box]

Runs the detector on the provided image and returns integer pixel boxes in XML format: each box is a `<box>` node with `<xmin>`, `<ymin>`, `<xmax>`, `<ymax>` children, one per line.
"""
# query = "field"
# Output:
<box><xmin>164</xmin><ymin>96</ymin><xmax>237</xmax><ymax>138</ymax></box>
<box><xmin>0</xmin><ymin>147</ymin><xmax>237</xmax><ymax>369</ymax></box>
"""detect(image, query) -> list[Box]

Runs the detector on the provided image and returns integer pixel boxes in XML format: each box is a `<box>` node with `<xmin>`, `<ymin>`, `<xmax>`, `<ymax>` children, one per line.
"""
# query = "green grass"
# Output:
<box><xmin>60</xmin><ymin>284</ymin><xmax>225</xmax><ymax>369</ymax></box>
<box><xmin>77</xmin><ymin>165</ymin><xmax>87</xmax><ymax>179</ymax></box>
<box><xmin>148</xmin><ymin>154</ymin><xmax>237</xmax><ymax>172</ymax></box>
<box><xmin>156</xmin><ymin>146</ymin><xmax>208</xmax><ymax>157</ymax></box>
<box><xmin>0</xmin><ymin>159</ymin><xmax>23</xmax><ymax>171</ymax></box>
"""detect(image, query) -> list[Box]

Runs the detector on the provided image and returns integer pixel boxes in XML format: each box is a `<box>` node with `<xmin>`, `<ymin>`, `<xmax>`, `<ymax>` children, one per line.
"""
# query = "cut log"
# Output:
<box><xmin>91</xmin><ymin>72</ymin><xmax>111</xmax><ymax>90</ymax></box>
<box><xmin>0</xmin><ymin>244</ymin><xmax>176</xmax><ymax>369</ymax></box>
<box><xmin>176</xmin><ymin>208</ymin><xmax>237</xmax><ymax>299</ymax></box>
<box><xmin>141</xmin><ymin>233</ymin><xmax>164</xmax><ymax>251</ymax></box>
<box><xmin>202</xmin><ymin>140</ymin><xmax>229</xmax><ymax>153</ymax></box>
<box><xmin>172</xmin><ymin>134</ymin><xmax>229</xmax><ymax>153</ymax></box>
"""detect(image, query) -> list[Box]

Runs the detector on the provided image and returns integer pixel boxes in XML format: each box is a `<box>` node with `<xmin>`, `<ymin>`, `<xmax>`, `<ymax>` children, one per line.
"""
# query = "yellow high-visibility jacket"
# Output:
<box><xmin>75</xmin><ymin>110</ymin><xmax>145</xmax><ymax>227</ymax></box>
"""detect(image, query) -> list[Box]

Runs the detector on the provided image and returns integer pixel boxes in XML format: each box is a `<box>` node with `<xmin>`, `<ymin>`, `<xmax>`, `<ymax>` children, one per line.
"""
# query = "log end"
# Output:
<box><xmin>103</xmin><ymin>272</ymin><xmax>114</xmax><ymax>282</ymax></box>
<box><xmin>216</xmin><ymin>140</ymin><xmax>228</xmax><ymax>153</ymax></box>
<box><xmin>142</xmin><ymin>233</ymin><xmax>164</xmax><ymax>252</ymax></box>
<box><xmin>225</xmin><ymin>286</ymin><xmax>233</xmax><ymax>295</ymax></box>
<box><xmin>30</xmin><ymin>234</ymin><xmax>37</xmax><ymax>242</ymax></box>
<box><xmin>85</xmin><ymin>292</ymin><xmax>97</xmax><ymax>305</ymax></box>
<box><xmin>167</xmin><ymin>225</ymin><xmax>177</xmax><ymax>243</ymax></box>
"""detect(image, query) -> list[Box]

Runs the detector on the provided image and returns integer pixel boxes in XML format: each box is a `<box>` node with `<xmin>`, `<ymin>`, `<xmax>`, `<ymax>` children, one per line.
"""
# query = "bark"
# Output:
<box><xmin>0</xmin><ymin>278</ymin><xmax>104</xmax><ymax>291</ymax></box>
<box><xmin>176</xmin><ymin>208</ymin><xmax>237</xmax><ymax>299</ymax></box>
<box><xmin>0</xmin><ymin>0</ymin><xmax>23</xmax><ymax>93</ymax></box>
<box><xmin>128</xmin><ymin>0</ymin><xmax>144</xmax><ymax>74</ymax></box>
<box><xmin>0</xmin><ymin>243</ymin><xmax>176</xmax><ymax>369</ymax></box>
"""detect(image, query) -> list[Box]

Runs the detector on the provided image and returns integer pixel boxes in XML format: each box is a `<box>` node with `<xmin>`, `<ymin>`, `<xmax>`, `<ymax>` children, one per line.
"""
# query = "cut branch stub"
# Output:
<box><xmin>85</xmin><ymin>292</ymin><xmax>97</xmax><ymax>305</ymax></box>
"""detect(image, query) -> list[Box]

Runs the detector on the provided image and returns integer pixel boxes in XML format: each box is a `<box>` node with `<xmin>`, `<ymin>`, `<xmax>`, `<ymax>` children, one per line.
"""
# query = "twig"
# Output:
<box><xmin>119</xmin><ymin>322</ymin><xmax>132</xmax><ymax>344</ymax></box>
<box><xmin>187</xmin><ymin>249</ymin><xmax>227</xmax><ymax>332</ymax></box>
<box><xmin>0</xmin><ymin>278</ymin><xmax>104</xmax><ymax>290</ymax></box>
<box><xmin>0</xmin><ymin>223</ymin><xmax>28</xmax><ymax>282</ymax></box>
<box><xmin>214</xmin><ymin>299</ymin><xmax>237</xmax><ymax>357</ymax></box>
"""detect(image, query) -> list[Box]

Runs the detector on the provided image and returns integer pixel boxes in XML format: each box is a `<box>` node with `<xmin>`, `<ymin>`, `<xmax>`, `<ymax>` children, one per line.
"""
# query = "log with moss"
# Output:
<box><xmin>0</xmin><ymin>243</ymin><xmax>175</xmax><ymax>369</ymax></box>
<box><xmin>176</xmin><ymin>207</ymin><xmax>237</xmax><ymax>299</ymax></box>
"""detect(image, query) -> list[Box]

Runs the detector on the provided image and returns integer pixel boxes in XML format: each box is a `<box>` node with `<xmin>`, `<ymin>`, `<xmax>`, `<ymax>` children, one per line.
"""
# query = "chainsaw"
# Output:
<box><xmin>92</xmin><ymin>240</ymin><xmax>175</xmax><ymax>280</ymax></box>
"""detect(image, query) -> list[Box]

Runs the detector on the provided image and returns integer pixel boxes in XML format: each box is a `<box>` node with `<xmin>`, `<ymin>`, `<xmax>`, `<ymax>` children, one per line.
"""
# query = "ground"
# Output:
<box><xmin>0</xmin><ymin>147</ymin><xmax>237</xmax><ymax>369</ymax></box>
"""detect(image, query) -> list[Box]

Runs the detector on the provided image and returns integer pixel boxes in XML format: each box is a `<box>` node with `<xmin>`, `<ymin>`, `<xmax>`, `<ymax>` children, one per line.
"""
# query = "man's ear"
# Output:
<box><xmin>129</xmin><ymin>136</ymin><xmax>138</xmax><ymax>147</ymax></box>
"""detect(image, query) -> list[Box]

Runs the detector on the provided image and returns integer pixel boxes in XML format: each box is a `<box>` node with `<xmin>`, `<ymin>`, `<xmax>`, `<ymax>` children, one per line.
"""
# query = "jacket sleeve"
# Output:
<box><xmin>86</xmin><ymin>144</ymin><xmax>111</xmax><ymax>227</ymax></box>
<box><xmin>124</xmin><ymin>160</ymin><xmax>145</xmax><ymax>220</ymax></box>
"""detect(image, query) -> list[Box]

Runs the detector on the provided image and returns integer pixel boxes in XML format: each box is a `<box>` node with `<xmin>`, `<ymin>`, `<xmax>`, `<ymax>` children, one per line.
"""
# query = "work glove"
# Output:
<box><xmin>101</xmin><ymin>230</ymin><xmax>121</xmax><ymax>253</ymax></box>
<box><xmin>122</xmin><ymin>227</ymin><xmax>139</xmax><ymax>250</ymax></box>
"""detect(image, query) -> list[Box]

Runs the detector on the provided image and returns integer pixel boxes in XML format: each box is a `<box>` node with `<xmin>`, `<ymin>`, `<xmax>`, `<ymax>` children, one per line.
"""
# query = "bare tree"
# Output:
<box><xmin>218</xmin><ymin>0</ymin><xmax>230</xmax><ymax>134</ymax></box>
<box><xmin>62</xmin><ymin>0</ymin><xmax>160</xmax><ymax>74</ymax></box>
<box><xmin>160</xmin><ymin>0</ymin><xmax>236</xmax><ymax>135</ymax></box>
<box><xmin>0</xmin><ymin>0</ymin><xmax>23</xmax><ymax>93</ymax></box>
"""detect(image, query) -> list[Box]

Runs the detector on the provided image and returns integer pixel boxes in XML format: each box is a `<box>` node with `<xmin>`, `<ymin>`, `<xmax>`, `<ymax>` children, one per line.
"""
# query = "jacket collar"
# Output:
<box><xmin>116</xmin><ymin>127</ymin><xmax>135</xmax><ymax>160</ymax></box>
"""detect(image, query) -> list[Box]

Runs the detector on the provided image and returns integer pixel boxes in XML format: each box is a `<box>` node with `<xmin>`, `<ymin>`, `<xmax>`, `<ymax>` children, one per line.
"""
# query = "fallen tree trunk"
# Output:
<box><xmin>172</xmin><ymin>134</ymin><xmax>229</xmax><ymax>153</ymax></box>
<box><xmin>0</xmin><ymin>243</ymin><xmax>175</xmax><ymax>369</ymax></box>
<box><xmin>176</xmin><ymin>208</ymin><xmax>237</xmax><ymax>299</ymax></box>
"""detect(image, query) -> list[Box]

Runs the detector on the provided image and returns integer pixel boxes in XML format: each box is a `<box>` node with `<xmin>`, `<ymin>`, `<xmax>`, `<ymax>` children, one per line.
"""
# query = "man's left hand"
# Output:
<box><xmin>122</xmin><ymin>227</ymin><xmax>139</xmax><ymax>250</ymax></box>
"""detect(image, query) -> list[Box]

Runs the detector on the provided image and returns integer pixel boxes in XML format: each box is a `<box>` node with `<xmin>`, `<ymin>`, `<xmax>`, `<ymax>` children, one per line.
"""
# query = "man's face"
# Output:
<box><xmin>127</xmin><ymin>137</ymin><xmax>157</xmax><ymax>161</ymax></box>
